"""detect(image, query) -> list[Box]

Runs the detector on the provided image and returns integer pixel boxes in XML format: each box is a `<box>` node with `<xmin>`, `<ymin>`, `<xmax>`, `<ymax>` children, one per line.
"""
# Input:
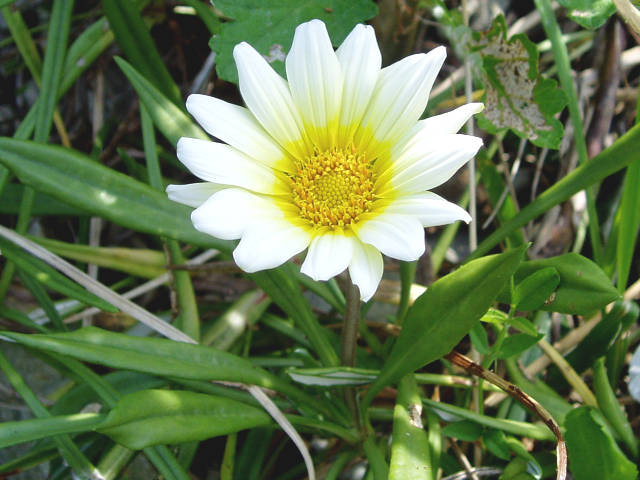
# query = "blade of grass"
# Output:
<box><xmin>0</xmin><ymin>349</ymin><xmax>98</xmax><ymax>478</ymax></box>
<box><xmin>534</xmin><ymin>0</ymin><xmax>603</xmax><ymax>263</ymax></box>
<box><xmin>102</xmin><ymin>0</ymin><xmax>182</xmax><ymax>107</ymax></box>
<box><xmin>469</xmin><ymin>122</ymin><xmax>640</xmax><ymax>260</ymax></box>
<box><xmin>141</xmin><ymin>104</ymin><xmax>200</xmax><ymax>341</ymax></box>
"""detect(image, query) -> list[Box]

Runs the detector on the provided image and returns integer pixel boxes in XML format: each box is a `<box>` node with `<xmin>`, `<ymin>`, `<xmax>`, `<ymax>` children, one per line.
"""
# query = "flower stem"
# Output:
<box><xmin>341</xmin><ymin>275</ymin><xmax>362</xmax><ymax>431</ymax></box>
<box><xmin>340</xmin><ymin>275</ymin><xmax>360</xmax><ymax>367</ymax></box>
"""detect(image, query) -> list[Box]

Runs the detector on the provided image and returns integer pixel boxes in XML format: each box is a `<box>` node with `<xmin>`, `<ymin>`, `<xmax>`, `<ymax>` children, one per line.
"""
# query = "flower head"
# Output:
<box><xmin>167</xmin><ymin>19</ymin><xmax>483</xmax><ymax>300</ymax></box>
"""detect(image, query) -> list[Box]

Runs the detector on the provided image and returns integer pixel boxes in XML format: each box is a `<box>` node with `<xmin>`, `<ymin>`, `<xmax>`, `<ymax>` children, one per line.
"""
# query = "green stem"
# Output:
<box><xmin>341</xmin><ymin>275</ymin><xmax>362</xmax><ymax>430</ymax></box>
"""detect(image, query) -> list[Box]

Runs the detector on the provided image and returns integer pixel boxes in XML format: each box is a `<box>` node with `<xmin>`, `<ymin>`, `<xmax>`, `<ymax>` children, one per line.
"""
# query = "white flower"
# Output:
<box><xmin>167</xmin><ymin>19</ymin><xmax>483</xmax><ymax>301</ymax></box>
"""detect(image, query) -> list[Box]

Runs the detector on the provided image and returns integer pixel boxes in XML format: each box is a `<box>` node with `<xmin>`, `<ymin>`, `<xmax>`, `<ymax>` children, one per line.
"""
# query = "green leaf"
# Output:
<box><xmin>557</xmin><ymin>0</ymin><xmax>616</xmax><ymax>29</ymax></box>
<box><xmin>0</xmin><ymin>138</ymin><xmax>231</xmax><ymax>252</ymax></box>
<box><xmin>496</xmin><ymin>333</ymin><xmax>543</xmax><ymax>359</ymax></box>
<box><xmin>389</xmin><ymin>375</ymin><xmax>431</xmax><ymax>480</ymax></box>
<box><xmin>0</xmin><ymin>413</ymin><xmax>103</xmax><ymax>449</ymax></box>
<box><xmin>471</xmin><ymin>15</ymin><xmax>566</xmax><ymax>149</ymax></box>
<box><xmin>616</xmin><ymin>158</ymin><xmax>640</xmax><ymax>291</ymax></box>
<box><xmin>34</xmin><ymin>0</ymin><xmax>73</xmax><ymax>143</ymax></box>
<box><xmin>97</xmin><ymin>390</ymin><xmax>271</xmax><ymax>450</ymax></box>
<box><xmin>1</xmin><ymin>327</ymin><xmax>324</xmax><ymax>417</ymax></box>
<box><xmin>363</xmin><ymin>245</ymin><xmax>527</xmax><ymax>406</ymax></box>
<box><xmin>442</xmin><ymin>420</ymin><xmax>482</xmax><ymax>442</ymax></box>
<box><xmin>0</xmin><ymin>236</ymin><xmax>117</xmax><ymax>312</ymax></box>
<box><xmin>288</xmin><ymin>366</ymin><xmax>377</xmax><ymax>386</ymax></box>
<box><xmin>593</xmin><ymin>357</ymin><xmax>638</xmax><ymax>457</ymax></box>
<box><xmin>565</xmin><ymin>407</ymin><xmax>637</xmax><ymax>480</ymax></box>
<box><xmin>115</xmin><ymin>57</ymin><xmax>208</xmax><ymax>146</ymax></box>
<box><xmin>512</xmin><ymin>267</ymin><xmax>560</xmax><ymax>311</ymax></box>
<box><xmin>469</xmin><ymin>322</ymin><xmax>490</xmax><ymax>355</ymax></box>
<box><xmin>511</xmin><ymin>254</ymin><xmax>620</xmax><ymax>315</ymax></box>
<box><xmin>103</xmin><ymin>0</ymin><xmax>183</xmax><ymax>107</ymax></box>
<box><xmin>210</xmin><ymin>0</ymin><xmax>378</xmax><ymax>83</ymax></box>
<box><xmin>482</xmin><ymin>429</ymin><xmax>511</xmax><ymax>460</ymax></box>
<box><xmin>32</xmin><ymin>236</ymin><xmax>166</xmax><ymax>279</ymax></box>
<box><xmin>549</xmin><ymin>300</ymin><xmax>638</xmax><ymax>382</ymax></box>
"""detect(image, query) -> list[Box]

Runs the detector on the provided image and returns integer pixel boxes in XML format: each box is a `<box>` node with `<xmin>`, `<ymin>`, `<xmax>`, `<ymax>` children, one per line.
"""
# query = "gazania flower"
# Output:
<box><xmin>167</xmin><ymin>19</ymin><xmax>483</xmax><ymax>301</ymax></box>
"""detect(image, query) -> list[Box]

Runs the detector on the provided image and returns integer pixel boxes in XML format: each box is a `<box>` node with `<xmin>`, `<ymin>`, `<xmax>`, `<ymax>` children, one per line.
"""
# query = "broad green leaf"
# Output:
<box><xmin>103</xmin><ymin>0</ymin><xmax>182</xmax><ymax>107</ymax></box>
<box><xmin>510</xmin><ymin>254</ymin><xmax>619</xmax><ymax>315</ymax></box>
<box><xmin>557</xmin><ymin>0</ymin><xmax>616</xmax><ymax>29</ymax></box>
<box><xmin>1</xmin><ymin>327</ymin><xmax>325</xmax><ymax>417</ymax></box>
<box><xmin>0</xmin><ymin>184</ymin><xmax>85</xmax><ymax>215</ymax></box>
<box><xmin>363</xmin><ymin>245</ymin><xmax>527</xmax><ymax>406</ymax></box>
<box><xmin>0</xmin><ymin>138</ymin><xmax>231</xmax><ymax>252</ymax></box>
<box><xmin>115</xmin><ymin>57</ymin><xmax>208</xmax><ymax>146</ymax></box>
<box><xmin>389</xmin><ymin>375</ymin><xmax>431</xmax><ymax>480</ymax></box>
<box><xmin>565</xmin><ymin>407</ymin><xmax>637</xmax><ymax>480</ymax></box>
<box><xmin>32</xmin><ymin>236</ymin><xmax>166</xmax><ymax>279</ymax></box>
<box><xmin>0</xmin><ymin>236</ymin><xmax>117</xmax><ymax>312</ymax></box>
<box><xmin>97</xmin><ymin>390</ymin><xmax>271</xmax><ymax>450</ymax></box>
<box><xmin>210</xmin><ymin>0</ymin><xmax>378</xmax><ymax>83</ymax></box>
<box><xmin>513</xmin><ymin>267</ymin><xmax>560</xmax><ymax>311</ymax></box>
<box><xmin>471</xmin><ymin>15</ymin><xmax>566</xmax><ymax>149</ymax></box>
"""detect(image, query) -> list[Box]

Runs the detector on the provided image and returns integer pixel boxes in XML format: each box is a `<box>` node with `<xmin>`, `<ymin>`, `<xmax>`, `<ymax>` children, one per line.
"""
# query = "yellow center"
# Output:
<box><xmin>290</xmin><ymin>146</ymin><xmax>375</xmax><ymax>229</ymax></box>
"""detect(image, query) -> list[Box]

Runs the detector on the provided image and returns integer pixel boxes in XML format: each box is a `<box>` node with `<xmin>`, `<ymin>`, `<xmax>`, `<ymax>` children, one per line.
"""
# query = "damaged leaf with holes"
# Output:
<box><xmin>471</xmin><ymin>15</ymin><xmax>567</xmax><ymax>149</ymax></box>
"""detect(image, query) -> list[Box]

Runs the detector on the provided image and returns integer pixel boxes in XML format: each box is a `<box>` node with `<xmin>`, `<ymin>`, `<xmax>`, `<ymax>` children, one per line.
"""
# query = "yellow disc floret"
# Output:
<box><xmin>291</xmin><ymin>146</ymin><xmax>375</xmax><ymax>229</ymax></box>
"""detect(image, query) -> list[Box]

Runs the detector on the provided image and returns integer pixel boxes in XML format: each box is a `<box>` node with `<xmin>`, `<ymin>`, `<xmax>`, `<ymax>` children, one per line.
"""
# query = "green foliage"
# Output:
<box><xmin>471</xmin><ymin>15</ymin><xmax>566</xmax><ymax>149</ymax></box>
<box><xmin>98</xmin><ymin>390</ymin><xmax>272</xmax><ymax>449</ymax></box>
<box><xmin>565</xmin><ymin>407</ymin><xmax>638</xmax><ymax>480</ymax></box>
<box><xmin>210</xmin><ymin>0</ymin><xmax>378</xmax><ymax>83</ymax></box>
<box><xmin>503</xmin><ymin>253</ymin><xmax>620</xmax><ymax>314</ymax></box>
<box><xmin>557</xmin><ymin>0</ymin><xmax>616</xmax><ymax>29</ymax></box>
<box><xmin>1</xmin><ymin>1</ymin><xmax>640</xmax><ymax>478</ymax></box>
<box><xmin>364</xmin><ymin>245</ymin><xmax>527</xmax><ymax>405</ymax></box>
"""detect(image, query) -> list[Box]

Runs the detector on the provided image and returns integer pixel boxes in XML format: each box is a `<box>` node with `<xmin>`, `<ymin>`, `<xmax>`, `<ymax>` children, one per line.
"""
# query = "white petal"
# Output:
<box><xmin>186</xmin><ymin>94</ymin><xmax>291</xmax><ymax>170</ymax></box>
<box><xmin>233</xmin><ymin>218</ymin><xmax>311</xmax><ymax>273</ymax></box>
<box><xmin>234</xmin><ymin>42</ymin><xmax>306</xmax><ymax>159</ymax></box>
<box><xmin>191</xmin><ymin>188</ymin><xmax>282</xmax><ymax>240</ymax></box>
<box><xmin>355</xmin><ymin>213</ymin><xmax>425</xmax><ymax>261</ymax></box>
<box><xmin>300</xmin><ymin>233</ymin><xmax>354</xmax><ymax>281</ymax></box>
<box><xmin>381</xmin><ymin>134</ymin><xmax>483</xmax><ymax>194</ymax></box>
<box><xmin>394</xmin><ymin>103</ymin><xmax>484</xmax><ymax>157</ymax></box>
<box><xmin>356</xmin><ymin>46</ymin><xmax>447</xmax><ymax>153</ymax></box>
<box><xmin>166</xmin><ymin>183</ymin><xmax>226</xmax><ymax>208</ymax></box>
<box><xmin>336</xmin><ymin>24</ymin><xmax>381</xmax><ymax>142</ymax></box>
<box><xmin>348</xmin><ymin>240</ymin><xmax>383</xmax><ymax>302</ymax></box>
<box><xmin>177</xmin><ymin>137</ymin><xmax>288</xmax><ymax>195</ymax></box>
<box><xmin>286</xmin><ymin>20</ymin><xmax>342</xmax><ymax>149</ymax></box>
<box><xmin>385</xmin><ymin>192</ymin><xmax>471</xmax><ymax>226</ymax></box>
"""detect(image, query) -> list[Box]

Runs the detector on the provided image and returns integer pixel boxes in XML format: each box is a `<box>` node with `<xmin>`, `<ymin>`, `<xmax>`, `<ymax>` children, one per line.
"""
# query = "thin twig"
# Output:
<box><xmin>445</xmin><ymin>351</ymin><xmax>567</xmax><ymax>480</ymax></box>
